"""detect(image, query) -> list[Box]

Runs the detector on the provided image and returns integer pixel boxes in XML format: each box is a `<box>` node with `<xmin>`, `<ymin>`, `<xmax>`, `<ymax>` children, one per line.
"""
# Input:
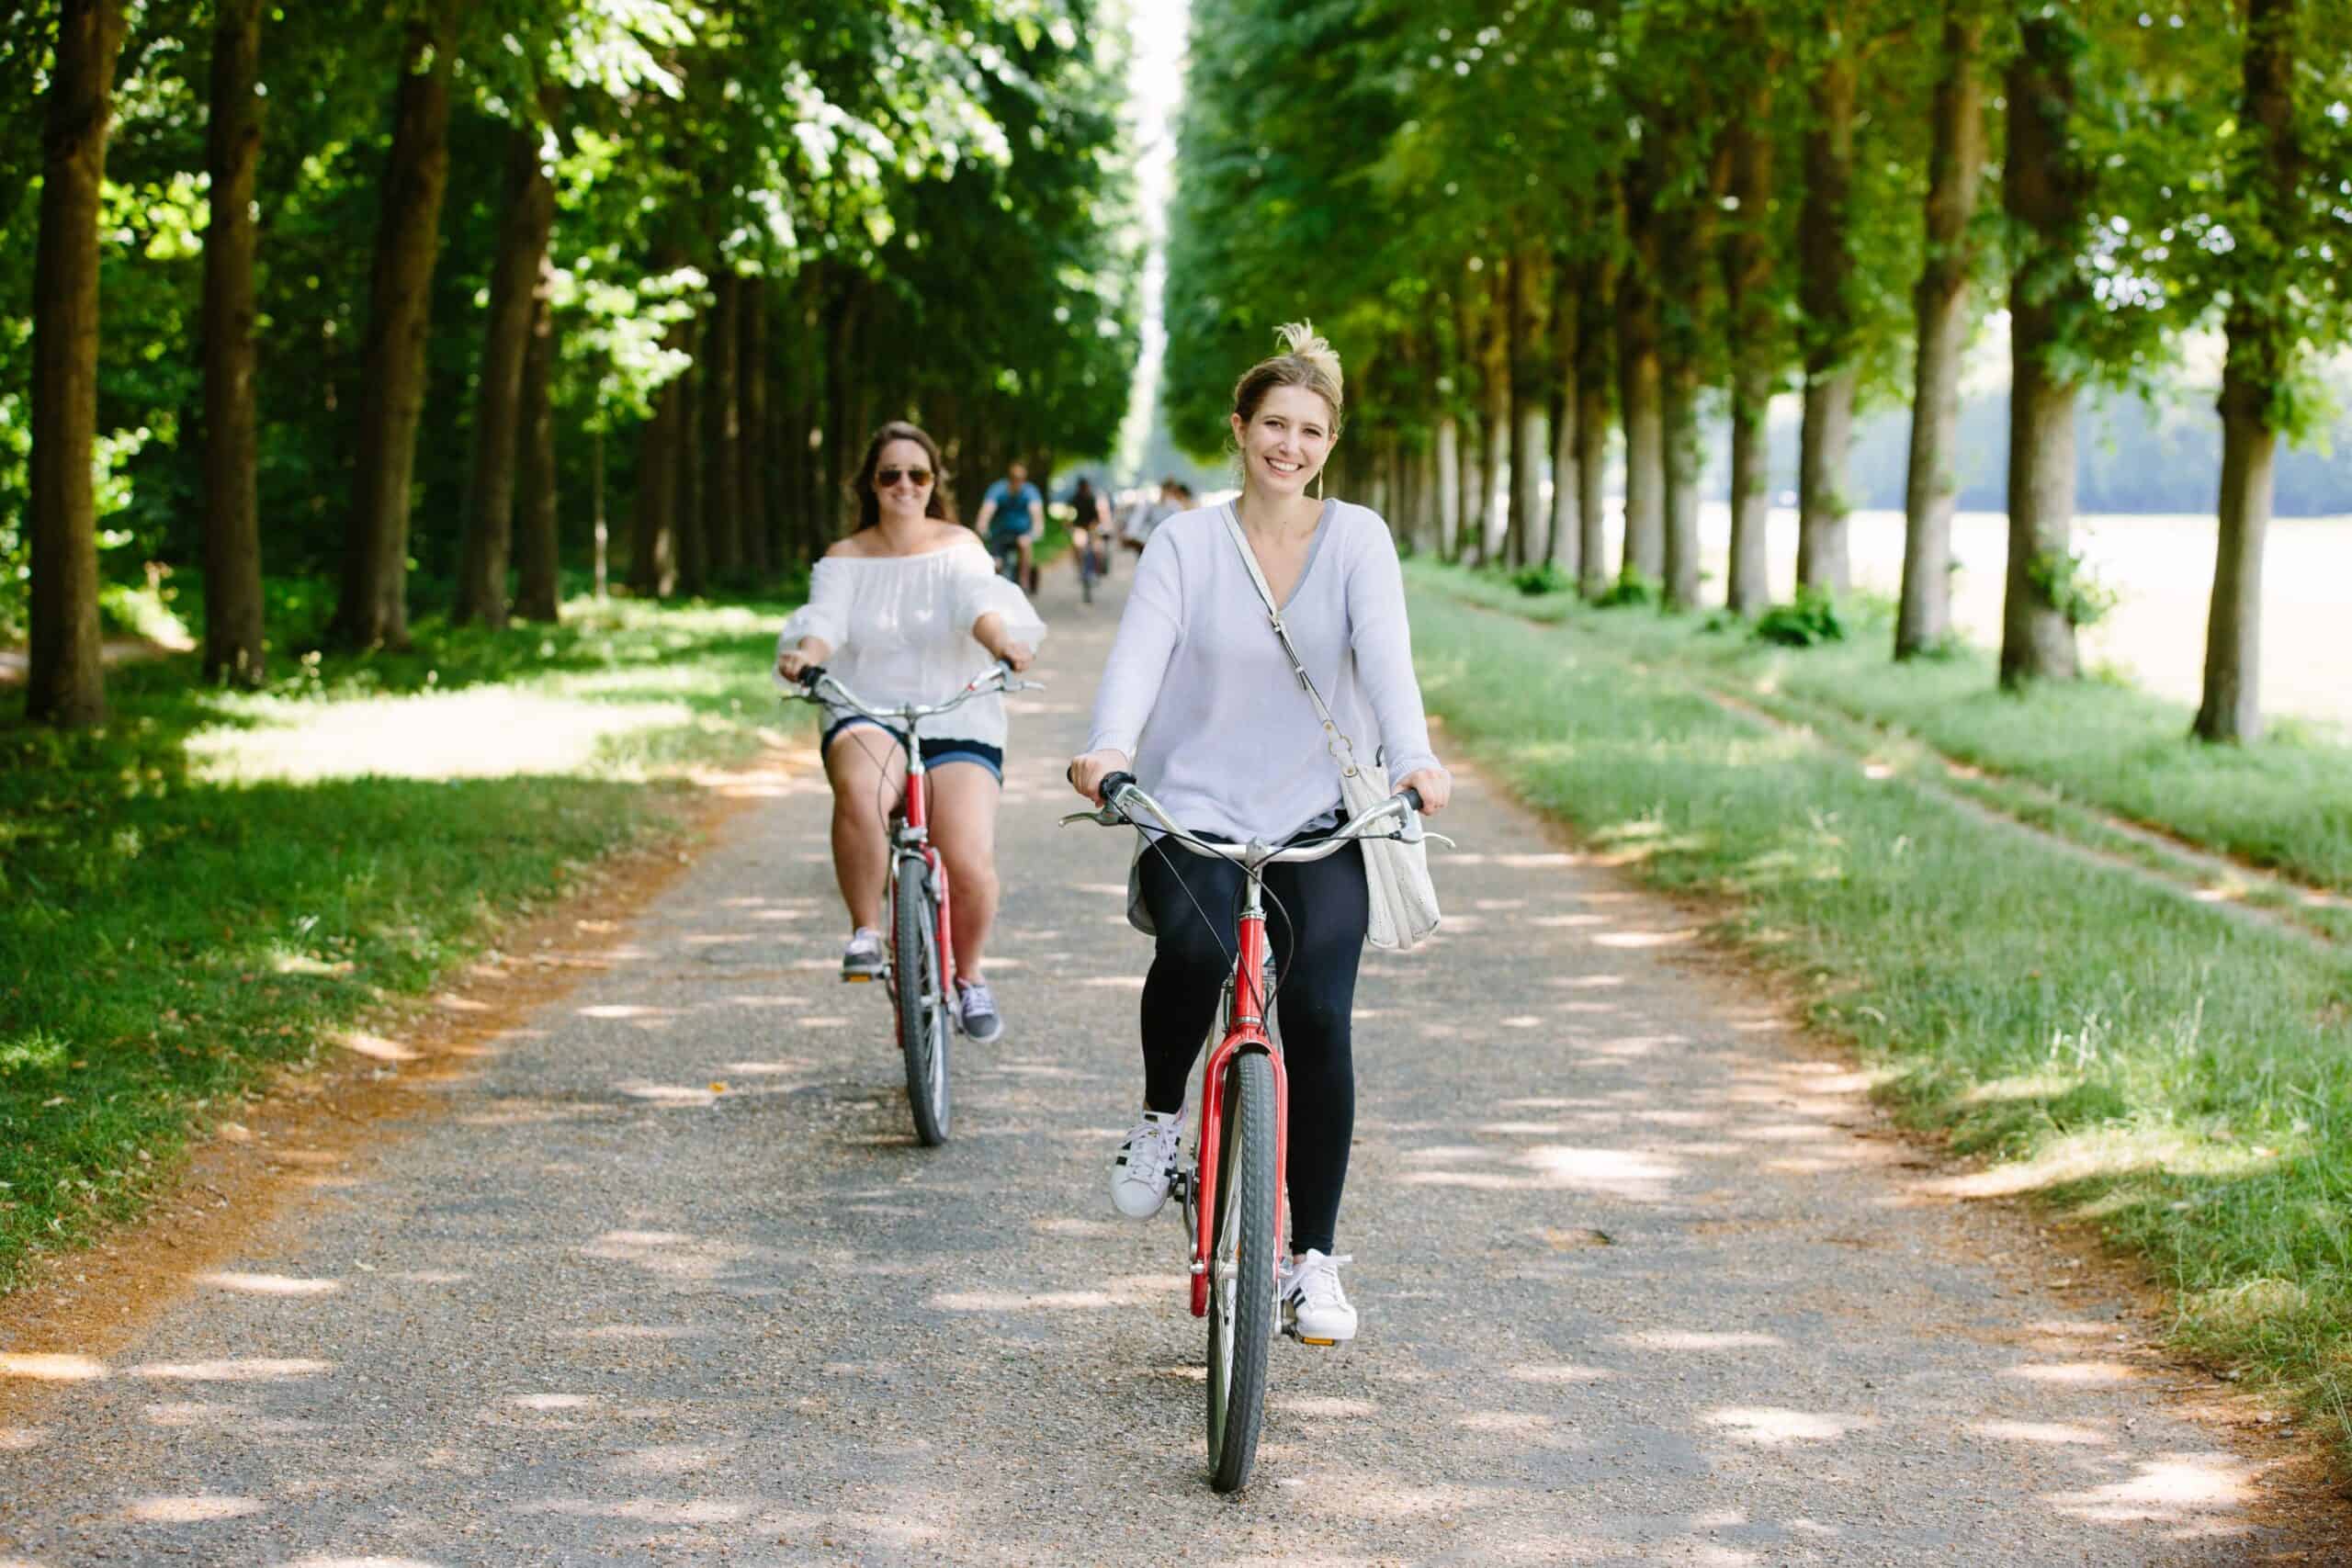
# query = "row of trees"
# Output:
<box><xmin>7</xmin><ymin>0</ymin><xmax>1140</xmax><ymax>726</ymax></box>
<box><xmin>1164</xmin><ymin>0</ymin><xmax>2352</xmax><ymax>741</ymax></box>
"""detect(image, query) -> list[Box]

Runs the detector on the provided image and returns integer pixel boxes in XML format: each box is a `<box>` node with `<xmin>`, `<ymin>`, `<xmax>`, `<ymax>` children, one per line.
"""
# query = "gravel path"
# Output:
<box><xmin>0</xmin><ymin>565</ymin><xmax>2324</xmax><ymax>1565</ymax></box>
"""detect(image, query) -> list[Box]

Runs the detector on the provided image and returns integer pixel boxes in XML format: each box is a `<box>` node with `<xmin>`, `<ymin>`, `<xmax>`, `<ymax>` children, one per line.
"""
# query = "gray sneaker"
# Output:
<box><xmin>956</xmin><ymin>978</ymin><xmax>1003</xmax><ymax>1043</ymax></box>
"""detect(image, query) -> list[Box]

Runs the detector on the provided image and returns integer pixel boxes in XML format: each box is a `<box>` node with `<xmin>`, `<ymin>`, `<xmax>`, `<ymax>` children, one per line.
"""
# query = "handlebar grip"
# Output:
<box><xmin>1400</xmin><ymin>785</ymin><xmax>1425</xmax><ymax>814</ymax></box>
<box><xmin>795</xmin><ymin>663</ymin><xmax>827</xmax><ymax>691</ymax></box>
<box><xmin>1098</xmin><ymin>770</ymin><xmax>1136</xmax><ymax>805</ymax></box>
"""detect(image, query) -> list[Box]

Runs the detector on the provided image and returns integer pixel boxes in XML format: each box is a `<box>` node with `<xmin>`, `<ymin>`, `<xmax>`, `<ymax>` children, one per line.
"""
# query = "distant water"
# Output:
<box><xmin>1535</xmin><ymin>503</ymin><xmax>2352</xmax><ymax>734</ymax></box>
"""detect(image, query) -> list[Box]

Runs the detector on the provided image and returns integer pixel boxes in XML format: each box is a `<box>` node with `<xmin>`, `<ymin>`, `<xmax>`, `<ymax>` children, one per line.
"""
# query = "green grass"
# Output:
<box><xmin>0</xmin><ymin>588</ymin><xmax>799</xmax><ymax>1289</ymax></box>
<box><xmin>1406</xmin><ymin>582</ymin><xmax>2352</xmax><ymax>1457</ymax></box>
<box><xmin>1418</xmin><ymin>562</ymin><xmax>2352</xmax><ymax>897</ymax></box>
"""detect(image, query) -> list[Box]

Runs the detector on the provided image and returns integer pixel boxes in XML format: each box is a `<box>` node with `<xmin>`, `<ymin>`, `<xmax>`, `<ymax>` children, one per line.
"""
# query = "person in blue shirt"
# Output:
<box><xmin>973</xmin><ymin>461</ymin><xmax>1044</xmax><ymax>592</ymax></box>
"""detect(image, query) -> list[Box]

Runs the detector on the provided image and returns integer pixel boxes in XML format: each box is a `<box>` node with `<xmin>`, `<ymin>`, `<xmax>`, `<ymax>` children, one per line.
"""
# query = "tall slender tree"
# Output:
<box><xmin>2000</xmin><ymin>9</ymin><xmax>2089</xmax><ymax>687</ymax></box>
<box><xmin>200</xmin><ymin>0</ymin><xmax>267</xmax><ymax>686</ymax></box>
<box><xmin>456</xmin><ymin>111</ymin><xmax>558</xmax><ymax>627</ymax></box>
<box><xmin>1895</xmin><ymin>7</ymin><xmax>1988</xmax><ymax>658</ymax></box>
<box><xmin>333</xmin><ymin>0</ymin><xmax>462</xmax><ymax>649</ymax></box>
<box><xmin>25</xmin><ymin>0</ymin><xmax>130</xmax><ymax>727</ymax></box>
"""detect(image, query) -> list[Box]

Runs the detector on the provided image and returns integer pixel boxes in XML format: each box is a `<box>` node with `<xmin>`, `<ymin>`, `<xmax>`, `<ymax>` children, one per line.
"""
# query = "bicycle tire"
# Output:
<box><xmin>1204</xmin><ymin>1050</ymin><xmax>1277</xmax><ymax>1493</ymax></box>
<box><xmin>893</xmin><ymin>853</ymin><xmax>950</xmax><ymax>1145</ymax></box>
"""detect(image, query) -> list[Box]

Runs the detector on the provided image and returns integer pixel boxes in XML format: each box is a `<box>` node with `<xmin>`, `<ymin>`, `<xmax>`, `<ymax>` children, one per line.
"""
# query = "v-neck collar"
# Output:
<box><xmin>1227</xmin><ymin>499</ymin><xmax>1335</xmax><ymax>611</ymax></box>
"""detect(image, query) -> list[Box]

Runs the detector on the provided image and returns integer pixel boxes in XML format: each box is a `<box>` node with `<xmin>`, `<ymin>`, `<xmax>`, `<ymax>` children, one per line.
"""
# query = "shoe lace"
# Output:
<box><xmin>959</xmin><ymin>979</ymin><xmax>995</xmax><ymax>1017</ymax></box>
<box><xmin>1124</xmin><ymin>1118</ymin><xmax>1180</xmax><ymax>1183</ymax></box>
<box><xmin>1289</xmin><ymin>1252</ymin><xmax>1352</xmax><ymax>1308</ymax></box>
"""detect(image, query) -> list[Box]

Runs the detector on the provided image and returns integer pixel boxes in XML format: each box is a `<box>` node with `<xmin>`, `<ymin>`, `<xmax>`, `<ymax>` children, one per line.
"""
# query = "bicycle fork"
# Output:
<box><xmin>1187</xmin><ymin>890</ymin><xmax>1289</xmax><ymax>1320</ymax></box>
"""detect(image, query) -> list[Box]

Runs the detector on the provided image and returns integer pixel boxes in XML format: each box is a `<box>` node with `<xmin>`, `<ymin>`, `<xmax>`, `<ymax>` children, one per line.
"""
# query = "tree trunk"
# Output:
<box><xmin>1660</xmin><ymin>143</ymin><xmax>1728</xmax><ymax>612</ymax></box>
<box><xmin>199</xmin><ymin>0</ymin><xmax>266</xmax><ymax>688</ymax></box>
<box><xmin>2000</xmin><ymin>16</ymin><xmax>2086</xmax><ymax>688</ymax></box>
<box><xmin>1546</xmin><ymin>261</ymin><xmax>1578</xmax><ymax>574</ymax></box>
<box><xmin>26</xmin><ymin>0</ymin><xmax>127</xmax><ymax>726</ymax></box>
<box><xmin>456</xmin><ymin>117</ymin><xmax>555</xmax><ymax>628</ymax></box>
<box><xmin>1618</xmin><ymin>152</ymin><xmax>1666</xmax><ymax>585</ymax></box>
<box><xmin>1575</xmin><ymin>250</ymin><xmax>1615</xmax><ymax>599</ymax></box>
<box><xmin>2195</xmin><ymin>0</ymin><xmax>2298</xmax><ymax>742</ymax></box>
<box><xmin>1721</xmin><ymin>66</ymin><xmax>1777</xmax><ymax>616</ymax></box>
<box><xmin>333</xmin><ymin>0</ymin><xmax>460</xmax><ymax>649</ymax></box>
<box><xmin>1796</xmin><ymin>43</ymin><xmax>1858</xmax><ymax>598</ymax></box>
<box><xmin>703</xmin><ymin>270</ymin><xmax>743</xmax><ymax>580</ymax></box>
<box><xmin>1454</xmin><ymin>268</ymin><xmax>1486</xmax><ymax>561</ymax></box>
<box><xmin>821</xmin><ymin>276</ymin><xmax>868</xmax><ymax>546</ymax></box>
<box><xmin>740</xmin><ymin>282</ymin><xmax>771</xmax><ymax>581</ymax></box>
<box><xmin>1480</xmin><ymin>260</ymin><xmax>1510</xmax><ymax>566</ymax></box>
<box><xmin>1508</xmin><ymin>249</ymin><xmax>1545</xmax><ymax>568</ymax></box>
<box><xmin>513</xmin><ymin>268</ymin><xmax>560</xmax><ymax>623</ymax></box>
<box><xmin>1897</xmin><ymin>13</ymin><xmax>1987</xmax><ymax>657</ymax></box>
<box><xmin>629</xmin><ymin>314</ymin><xmax>685</xmax><ymax>598</ymax></box>
<box><xmin>675</xmin><ymin>320</ymin><xmax>707</xmax><ymax>594</ymax></box>
<box><xmin>591</xmin><ymin>424</ymin><xmax>608</xmax><ymax>600</ymax></box>
<box><xmin>1434</xmin><ymin>414</ymin><xmax>1461</xmax><ymax>558</ymax></box>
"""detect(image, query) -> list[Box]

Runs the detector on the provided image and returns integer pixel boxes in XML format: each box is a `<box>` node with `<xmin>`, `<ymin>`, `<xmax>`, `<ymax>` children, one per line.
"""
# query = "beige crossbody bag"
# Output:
<box><xmin>1220</xmin><ymin>506</ymin><xmax>1441</xmax><ymax>950</ymax></box>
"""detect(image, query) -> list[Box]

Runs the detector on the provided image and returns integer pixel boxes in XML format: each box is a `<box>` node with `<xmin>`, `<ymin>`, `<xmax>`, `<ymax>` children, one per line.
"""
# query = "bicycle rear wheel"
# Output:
<box><xmin>1204</xmin><ymin>1050</ymin><xmax>1277</xmax><ymax>1493</ymax></box>
<box><xmin>892</xmin><ymin>853</ymin><xmax>951</xmax><ymax>1145</ymax></box>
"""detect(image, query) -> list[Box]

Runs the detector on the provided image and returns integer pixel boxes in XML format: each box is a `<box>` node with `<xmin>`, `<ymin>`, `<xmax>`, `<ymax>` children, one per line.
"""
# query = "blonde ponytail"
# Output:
<box><xmin>1233</xmin><ymin>319</ymin><xmax>1346</xmax><ymax>434</ymax></box>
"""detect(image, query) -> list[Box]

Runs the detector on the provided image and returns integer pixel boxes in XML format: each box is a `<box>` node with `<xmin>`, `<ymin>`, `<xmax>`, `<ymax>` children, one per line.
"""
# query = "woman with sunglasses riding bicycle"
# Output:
<box><xmin>1066</xmin><ymin>323</ymin><xmax>1451</xmax><ymax>1342</ymax></box>
<box><xmin>776</xmin><ymin>422</ymin><xmax>1046</xmax><ymax>1044</ymax></box>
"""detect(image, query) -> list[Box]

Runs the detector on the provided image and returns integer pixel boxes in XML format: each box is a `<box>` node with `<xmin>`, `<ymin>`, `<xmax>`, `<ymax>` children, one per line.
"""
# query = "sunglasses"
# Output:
<box><xmin>876</xmin><ymin>466</ymin><xmax>934</xmax><ymax>489</ymax></box>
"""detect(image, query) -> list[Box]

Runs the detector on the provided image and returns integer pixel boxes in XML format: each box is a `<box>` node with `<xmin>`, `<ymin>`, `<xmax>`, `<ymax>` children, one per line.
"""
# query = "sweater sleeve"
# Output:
<box><xmin>1084</xmin><ymin>529</ymin><xmax>1186</xmax><ymax>758</ymax></box>
<box><xmin>1345</xmin><ymin>513</ymin><xmax>1443</xmax><ymax>784</ymax></box>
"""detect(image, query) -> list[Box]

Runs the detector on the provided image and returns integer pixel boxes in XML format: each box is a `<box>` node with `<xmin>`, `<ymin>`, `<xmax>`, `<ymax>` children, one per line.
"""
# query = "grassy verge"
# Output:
<box><xmin>1407</xmin><ymin>583</ymin><xmax>2352</xmax><ymax>1458</ymax></box>
<box><xmin>1418</xmin><ymin>563</ymin><xmax>2352</xmax><ymax>897</ymax></box>
<box><xmin>0</xmin><ymin>590</ymin><xmax>799</xmax><ymax>1290</ymax></box>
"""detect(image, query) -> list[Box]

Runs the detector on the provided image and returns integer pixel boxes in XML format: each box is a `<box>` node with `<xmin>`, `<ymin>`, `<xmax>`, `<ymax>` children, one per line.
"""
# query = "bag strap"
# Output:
<box><xmin>1221</xmin><ymin>504</ymin><xmax>1366</xmax><ymax>783</ymax></box>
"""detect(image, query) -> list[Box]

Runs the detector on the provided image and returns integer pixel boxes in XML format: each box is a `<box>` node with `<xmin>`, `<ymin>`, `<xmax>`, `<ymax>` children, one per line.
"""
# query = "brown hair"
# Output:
<box><xmin>1231</xmin><ymin>321</ymin><xmax>1345</xmax><ymax>434</ymax></box>
<box><xmin>846</xmin><ymin>421</ymin><xmax>957</xmax><ymax>532</ymax></box>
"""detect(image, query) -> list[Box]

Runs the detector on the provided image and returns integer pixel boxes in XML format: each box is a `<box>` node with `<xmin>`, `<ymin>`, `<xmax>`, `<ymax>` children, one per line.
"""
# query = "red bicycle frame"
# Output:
<box><xmin>891</xmin><ymin>747</ymin><xmax>957</xmax><ymax>1010</ymax></box>
<box><xmin>1187</xmin><ymin>882</ymin><xmax>1290</xmax><ymax>1318</ymax></box>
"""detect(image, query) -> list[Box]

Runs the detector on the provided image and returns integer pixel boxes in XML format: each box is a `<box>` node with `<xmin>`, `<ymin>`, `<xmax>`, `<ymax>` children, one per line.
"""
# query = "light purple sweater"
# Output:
<box><xmin>1084</xmin><ymin>500</ymin><xmax>1442</xmax><ymax>844</ymax></box>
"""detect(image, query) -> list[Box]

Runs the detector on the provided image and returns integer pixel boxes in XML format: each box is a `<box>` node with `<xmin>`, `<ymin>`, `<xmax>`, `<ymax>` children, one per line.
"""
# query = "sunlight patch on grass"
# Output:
<box><xmin>1913</xmin><ymin>1127</ymin><xmax>2279</xmax><ymax>1200</ymax></box>
<box><xmin>187</xmin><ymin>691</ymin><xmax>697</xmax><ymax>783</ymax></box>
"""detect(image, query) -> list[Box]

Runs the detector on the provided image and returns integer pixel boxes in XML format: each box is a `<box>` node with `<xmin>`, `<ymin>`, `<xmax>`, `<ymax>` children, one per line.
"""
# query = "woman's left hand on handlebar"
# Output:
<box><xmin>991</xmin><ymin>640</ymin><xmax>1035</xmax><ymax>673</ymax></box>
<box><xmin>1396</xmin><ymin>765</ymin><xmax>1452</xmax><ymax>815</ymax></box>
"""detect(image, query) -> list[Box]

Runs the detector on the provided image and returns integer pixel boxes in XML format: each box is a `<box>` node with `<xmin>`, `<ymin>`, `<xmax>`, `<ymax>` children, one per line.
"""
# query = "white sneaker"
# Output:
<box><xmin>841</xmin><ymin>927</ymin><xmax>884</xmax><ymax>980</ymax></box>
<box><xmin>1281</xmin><ymin>1250</ymin><xmax>1357</xmax><ymax>1344</ymax></box>
<box><xmin>1109</xmin><ymin>1110</ymin><xmax>1183</xmax><ymax>1219</ymax></box>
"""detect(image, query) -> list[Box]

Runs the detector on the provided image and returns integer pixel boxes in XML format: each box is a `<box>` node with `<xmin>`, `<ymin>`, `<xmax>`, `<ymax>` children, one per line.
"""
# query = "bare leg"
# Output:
<box><xmin>927</xmin><ymin>761</ymin><xmax>1002</xmax><ymax>978</ymax></box>
<box><xmin>823</xmin><ymin>727</ymin><xmax>907</xmax><ymax>931</ymax></box>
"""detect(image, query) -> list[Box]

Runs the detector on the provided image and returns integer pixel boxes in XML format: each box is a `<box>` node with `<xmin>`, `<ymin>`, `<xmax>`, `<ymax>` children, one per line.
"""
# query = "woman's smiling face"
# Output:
<box><xmin>1230</xmin><ymin>383</ymin><xmax>1336</xmax><ymax>499</ymax></box>
<box><xmin>872</xmin><ymin>437</ymin><xmax>934</xmax><ymax>521</ymax></box>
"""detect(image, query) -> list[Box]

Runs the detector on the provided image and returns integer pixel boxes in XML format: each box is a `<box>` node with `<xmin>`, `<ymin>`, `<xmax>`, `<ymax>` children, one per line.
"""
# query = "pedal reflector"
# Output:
<box><xmin>842</xmin><ymin>974</ymin><xmax>874</xmax><ymax>984</ymax></box>
<box><xmin>1299</xmin><ymin>1336</ymin><xmax>1337</xmax><ymax>1347</ymax></box>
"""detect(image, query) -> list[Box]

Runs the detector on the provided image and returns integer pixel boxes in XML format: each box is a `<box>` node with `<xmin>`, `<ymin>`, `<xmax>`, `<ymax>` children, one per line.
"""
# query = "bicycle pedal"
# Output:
<box><xmin>842</xmin><ymin>973</ymin><xmax>876</xmax><ymax>984</ymax></box>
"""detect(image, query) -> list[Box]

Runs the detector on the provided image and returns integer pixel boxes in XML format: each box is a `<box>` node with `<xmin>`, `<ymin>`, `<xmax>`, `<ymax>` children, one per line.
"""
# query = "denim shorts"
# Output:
<box><xmin>820</xmin><ymin>716</ymin><xmax>1004</xmax><ymax>784</ymax></box>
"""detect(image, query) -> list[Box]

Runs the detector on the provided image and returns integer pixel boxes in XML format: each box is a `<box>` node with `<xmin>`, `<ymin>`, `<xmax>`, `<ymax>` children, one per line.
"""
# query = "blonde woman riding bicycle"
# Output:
<box><xmin>1068</xmin><ymin>323</ymin><xmax>1451</xmax><ymax>1342</ymax></box>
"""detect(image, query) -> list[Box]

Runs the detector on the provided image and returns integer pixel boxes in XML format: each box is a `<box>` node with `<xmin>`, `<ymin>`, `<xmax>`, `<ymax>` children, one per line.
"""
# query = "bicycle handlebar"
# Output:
<box><xmin>1064</xmin><ymin>773</ymin><xmax>1449</xmax><ymax>869</ymax></box>
<box><xmin>785</xmin><ymin>660</ymin><xmax>1038</xmax><ymax>728</ymax></box>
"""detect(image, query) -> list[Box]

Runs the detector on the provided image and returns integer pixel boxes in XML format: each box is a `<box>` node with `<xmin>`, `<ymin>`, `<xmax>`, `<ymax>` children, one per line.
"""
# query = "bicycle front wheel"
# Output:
<box><xmin>892</xmin><ymin>853</ymin><xmax>951</xmax><ymax>1145</ymax></box>
<box><xmin>1204</xmin><ymin>1050</ymin><xmax>1278</xmax><ymax>1493</ymax></box>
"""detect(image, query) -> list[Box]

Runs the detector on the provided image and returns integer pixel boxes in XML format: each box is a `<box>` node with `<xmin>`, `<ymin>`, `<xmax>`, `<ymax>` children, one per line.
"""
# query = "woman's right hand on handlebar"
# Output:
<box><xmin>1066</xmin><ymin>748</ymin><xmax>1130</xmax><ymax>806</ymax></box>
<box><xmin>775</xmin><ymin>637</ymin><xmax>831</xmax><ymax>683</ymax></box>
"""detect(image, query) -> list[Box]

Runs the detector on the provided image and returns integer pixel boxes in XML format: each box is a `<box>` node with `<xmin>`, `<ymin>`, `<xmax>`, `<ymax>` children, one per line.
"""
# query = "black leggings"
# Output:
<box><xmin>1136</xmin><ymin>832</ymin><xmax>1368</xmax><ymax>1257</ymax></box>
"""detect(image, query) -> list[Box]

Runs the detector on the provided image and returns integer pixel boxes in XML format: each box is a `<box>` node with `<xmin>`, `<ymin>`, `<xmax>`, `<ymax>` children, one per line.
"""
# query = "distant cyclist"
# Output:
<box><xmin>973</xmin><ymin>460</ymin><xmax>1045</xmax><ymax>595</ymax></box>
<box><xmin>1069</xmin><ymin>475</ymin><xmax>1108</xmax><ymax>601</ymax></box>
<box><xmin>775</xmin><ymin>421</ymin><xmax>1046</xmax><ymax>1044</ymax></box>
<box><xmin>1067</xmin><ymin>323</ymin><xmax>1451</xmax><ymax>1344</ymax></box>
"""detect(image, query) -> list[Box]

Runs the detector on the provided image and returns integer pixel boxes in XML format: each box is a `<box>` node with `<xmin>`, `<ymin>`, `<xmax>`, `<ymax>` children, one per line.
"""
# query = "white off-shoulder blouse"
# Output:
<box><xmin>774</xmin><ymin>536</ymin><xmax>1047</xmax><ymax>750</ymax></box>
